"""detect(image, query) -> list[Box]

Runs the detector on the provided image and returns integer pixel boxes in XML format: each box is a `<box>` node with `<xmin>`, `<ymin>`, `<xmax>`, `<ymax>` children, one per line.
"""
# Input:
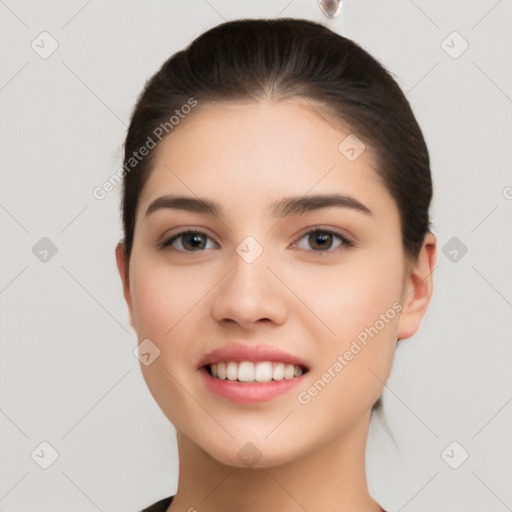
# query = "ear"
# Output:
<box><xmin>397</xmin><ymin>231</ymin><xmax>437</xmax><ymax>340</ymax></box>
<box><xmin>115</xmin><ymin>241</ymin><xmax>136</xmax><ymax>330</ymax></box>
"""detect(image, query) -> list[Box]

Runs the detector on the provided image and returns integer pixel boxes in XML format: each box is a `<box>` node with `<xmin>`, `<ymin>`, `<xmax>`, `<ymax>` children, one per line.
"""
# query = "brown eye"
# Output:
<box><xmin>295</xmin><ymin>228</ymin><xmax>353</xmax><ymax>254</ymax></box>
<box><xmin>161</xmin><ymin>231</ymin><xmax>215</xmax><ymax>251</ymax></box>
<box><xmin>308</xmin><ymin>231</ymin><xmax>335</xmax><ymax>250</ymax></box>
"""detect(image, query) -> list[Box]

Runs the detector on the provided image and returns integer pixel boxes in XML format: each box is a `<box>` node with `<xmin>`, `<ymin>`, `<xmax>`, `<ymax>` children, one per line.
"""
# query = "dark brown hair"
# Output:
<box><xmin>120</xmin><ymin>17</ymin><xmax>432</xmax><ymax>266</ymax></box>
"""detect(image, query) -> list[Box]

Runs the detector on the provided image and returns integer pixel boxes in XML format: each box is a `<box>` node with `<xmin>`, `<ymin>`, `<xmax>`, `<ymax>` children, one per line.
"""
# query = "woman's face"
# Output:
<box><xmin>117</xmin><ymin>99</ymin><xmax>423</xmax><ymax>467</ymax></box>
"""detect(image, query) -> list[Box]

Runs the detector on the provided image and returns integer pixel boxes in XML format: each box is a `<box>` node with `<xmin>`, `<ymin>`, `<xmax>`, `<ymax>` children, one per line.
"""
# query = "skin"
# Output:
<box><xmin>116</xmin><ymin>99</ymin><xmax>437</xmax><ymax>512</ymax></box>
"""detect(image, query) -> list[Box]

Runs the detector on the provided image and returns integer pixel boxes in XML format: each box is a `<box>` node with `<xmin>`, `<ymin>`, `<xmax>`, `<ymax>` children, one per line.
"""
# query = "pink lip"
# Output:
<box><xmin>197</xmin><ymin>343</ymin><xmax>309</xmax><ymax>404</ymax></box>
<box><xmin>198</xmin><ymin>343</ymin><xmax>309</xmax><ymax>369</ymax></box>
<box><xmin>199</xmin><ymin>367</ymin><xmax>306</xmax><ymax>404</ymax></box>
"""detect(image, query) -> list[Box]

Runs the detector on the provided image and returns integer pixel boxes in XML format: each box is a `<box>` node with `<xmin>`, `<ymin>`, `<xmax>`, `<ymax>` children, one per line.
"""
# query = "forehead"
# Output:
<box><xmin>137</xmin><ymin>99</ymin><xmax>395</xmax><ymax>220</ymax></box>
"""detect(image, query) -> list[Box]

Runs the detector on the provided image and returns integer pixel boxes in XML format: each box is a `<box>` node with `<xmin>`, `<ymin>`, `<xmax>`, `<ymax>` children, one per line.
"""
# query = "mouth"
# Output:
<box><xmin>198</xmin><ymin>343</ymin><xmax>310</xmax><ymax>404</ymax></box>
<box><xmin>203</xmin><ymin>361</ymin><xmax>308</xmax><ymax>382</ymax></box>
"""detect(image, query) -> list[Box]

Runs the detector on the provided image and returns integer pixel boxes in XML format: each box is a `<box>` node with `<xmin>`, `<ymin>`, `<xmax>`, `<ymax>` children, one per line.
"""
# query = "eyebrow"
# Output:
<box><xmin>145</xmin><ymin>193</ymin><xmax>373</xmax><ymax>219</ymax></box>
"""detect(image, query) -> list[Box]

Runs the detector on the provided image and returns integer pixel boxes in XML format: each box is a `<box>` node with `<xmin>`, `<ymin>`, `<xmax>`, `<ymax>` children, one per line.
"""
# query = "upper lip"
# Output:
<box><xmin>198</xmin><ymin>343</ymin><xmax>309</xmax><ymax>370</ymax></box>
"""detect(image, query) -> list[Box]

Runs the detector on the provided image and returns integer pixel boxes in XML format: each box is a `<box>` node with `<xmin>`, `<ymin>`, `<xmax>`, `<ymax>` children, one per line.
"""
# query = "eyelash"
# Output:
<box><xmin>158</xmin><ymin>227</ymin><xmax>355</xmax><ymax>256</ymax></box>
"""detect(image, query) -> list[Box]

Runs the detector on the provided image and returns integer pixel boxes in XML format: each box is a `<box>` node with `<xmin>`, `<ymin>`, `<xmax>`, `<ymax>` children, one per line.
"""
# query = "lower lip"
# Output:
<box><xmin>199</xmin><ymin>366</ymin><xmax>306</xmax><ymax>404</ymax></box>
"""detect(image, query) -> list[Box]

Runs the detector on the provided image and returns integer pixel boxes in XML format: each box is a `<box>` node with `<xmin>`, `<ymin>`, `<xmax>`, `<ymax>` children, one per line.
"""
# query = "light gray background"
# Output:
<box><xmin>1</xmin><ymin>1</ymin><xmax>511</xmax><ymax>511</ymax></box>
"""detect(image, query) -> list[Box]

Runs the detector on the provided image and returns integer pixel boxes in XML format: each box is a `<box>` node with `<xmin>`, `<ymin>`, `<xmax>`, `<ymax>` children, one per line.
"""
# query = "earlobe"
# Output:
<box><xmin>115</xmin><ymin>242</ymin><xmax>136</xmax><ymax>330</ymax></box>
<box><xmin>397</xmin><ymin>231</ymin><xmax>437</xmax><ymax>340</ymax></box>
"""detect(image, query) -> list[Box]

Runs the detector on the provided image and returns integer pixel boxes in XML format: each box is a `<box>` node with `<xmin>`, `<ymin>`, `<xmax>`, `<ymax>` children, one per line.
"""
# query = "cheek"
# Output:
<box><xmin>289</xmin><ymin>247</ymin><xmax>404</xmax><ymax>347</ymax></box>
<box><xmin>131</xmin><ymin>259</ymin><xmax>204</xmax><ymax>339</ymax></box>
<box><xmin>129</xmin><ymin>263</ymin><xmax>208</xmax><ymax>427</ymax></box>
<box><xmin>291</xmin><ymin>247</ymin><xmax>402</xmax><ymax>407</ymax></box>
<box><xmin>129</xmin><ymin>262</ymin><xmax>202</xmax><ymax>397</ymax></box>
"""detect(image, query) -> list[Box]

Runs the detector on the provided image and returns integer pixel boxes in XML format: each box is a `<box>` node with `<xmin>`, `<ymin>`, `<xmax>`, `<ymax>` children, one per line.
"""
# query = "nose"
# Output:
<box><xmin>211</xmin><ymin>249</ymin><xmax>288</xmax><ymax>330</ymax></box>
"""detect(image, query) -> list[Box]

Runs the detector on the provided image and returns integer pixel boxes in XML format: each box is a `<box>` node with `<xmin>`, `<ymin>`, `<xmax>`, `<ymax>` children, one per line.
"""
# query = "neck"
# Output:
<box><xmin>168</xmin><ymin>410</ymin><xmax>383</xmax><ymax>512</ymax></box>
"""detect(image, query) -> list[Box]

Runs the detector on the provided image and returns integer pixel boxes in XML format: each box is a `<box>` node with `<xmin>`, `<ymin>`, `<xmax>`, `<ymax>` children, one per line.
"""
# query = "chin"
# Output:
<box><xmin>202</xmin><ymin>440</ymin><xmax>299</xmax><ymax>469</ymax></box>
<box><xmin>210</xmin><ymin>443</ymin><xmax>294</xmax><ymax>469</ymax></box>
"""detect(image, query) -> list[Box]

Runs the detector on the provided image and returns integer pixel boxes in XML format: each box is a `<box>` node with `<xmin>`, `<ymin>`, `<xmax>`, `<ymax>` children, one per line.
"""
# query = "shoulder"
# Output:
<box><xmin>139</xmin><ymin>495</ymin><xmax>174</xmax><ymax>512</ymax></box>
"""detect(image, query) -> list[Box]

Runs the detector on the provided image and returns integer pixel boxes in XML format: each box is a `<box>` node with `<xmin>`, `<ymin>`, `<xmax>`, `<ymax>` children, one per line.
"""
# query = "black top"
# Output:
<box><xmin>140</xmin><ymin>495</ymin><xmax>387</xmax><ymax>511</ymax></box>
<box><xmin>140</xmin><ymin>495</ymin><xmax>174</xmax><ymax>511</ymax></box>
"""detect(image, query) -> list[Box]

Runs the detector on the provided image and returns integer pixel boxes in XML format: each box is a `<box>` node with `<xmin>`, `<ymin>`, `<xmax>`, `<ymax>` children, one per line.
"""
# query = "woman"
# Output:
<box><xmin>115</xmin><ymin>18</ymin><xmax>437</xmax><ymax>512</ymax></box>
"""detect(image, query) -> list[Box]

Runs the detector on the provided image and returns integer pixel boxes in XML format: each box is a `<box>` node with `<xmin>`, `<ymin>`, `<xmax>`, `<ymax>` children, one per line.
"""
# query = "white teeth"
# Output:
<box><xmin>272</xmin><ymin>362</ymin><xmax>285</xmax><ymax>381</ymax></box>
<box><xmin>255</xmin><ymin>362</ymin><xmax>273</xmax><ymax>382</ymax></box>
<box><xmin>284</xmin><ymin>363</ymin><xmax>295</xmax><ymax>379</ymax></box>
<box><xmin>238</xmin><ymin>361</ymin><xmax>255</xmax><ymax>382</ymax></box>
<box><xmin>208</xmin><ymin>361</ymin><xmax>304</xmax><ymax>382</ymax></box>
<box><xmin>217</xmin><ymin>362</ymin><xmax>226</xmax><ymax>380</ymax></box>
<box><xmin>226</xmin><ymin>361</ymin><xmax>238</xmax><ymax>381</ymax></box>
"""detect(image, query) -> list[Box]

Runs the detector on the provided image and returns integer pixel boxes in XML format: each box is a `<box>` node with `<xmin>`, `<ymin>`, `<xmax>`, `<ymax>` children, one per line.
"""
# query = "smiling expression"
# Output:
<box><xmin>117</xmin><ymin>98</ymin><xmax>416</xmax><ymax>467</ymax></box>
